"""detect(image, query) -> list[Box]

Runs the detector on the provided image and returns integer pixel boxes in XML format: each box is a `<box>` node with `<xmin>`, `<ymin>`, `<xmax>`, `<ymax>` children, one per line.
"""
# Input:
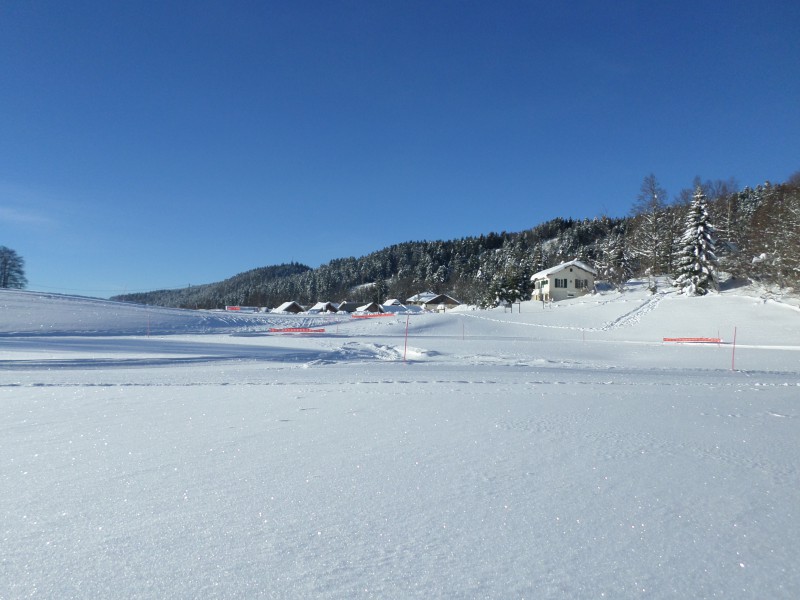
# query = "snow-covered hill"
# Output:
<box><xmin>2</xmin><ymin>284</ymin><xmax>799</xmax><ymax>598</ymax></box>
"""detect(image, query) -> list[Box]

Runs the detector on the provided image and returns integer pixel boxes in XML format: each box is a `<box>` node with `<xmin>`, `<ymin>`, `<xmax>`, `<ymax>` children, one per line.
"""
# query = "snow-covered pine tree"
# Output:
<box><xmin>531</xmin><ymin>243</ymin><xmax>545</xmax><ymax>273</ymax></box>
<box><xmin>597</xmin><ymin>228</ymin><xmax>635</xmax><ymax>289</ymax></box>
<box><xmin>674</xmin><ymin>187</ymin><xmax>718</xmax><ymax>295</ymax></box>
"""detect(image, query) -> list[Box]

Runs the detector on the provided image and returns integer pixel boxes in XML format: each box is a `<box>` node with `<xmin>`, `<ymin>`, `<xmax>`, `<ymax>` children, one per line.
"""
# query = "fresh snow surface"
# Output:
<box><xmin>2</xmin><ymin>283</ymin><xmax>799</xmax><ymax>599</ymax></box>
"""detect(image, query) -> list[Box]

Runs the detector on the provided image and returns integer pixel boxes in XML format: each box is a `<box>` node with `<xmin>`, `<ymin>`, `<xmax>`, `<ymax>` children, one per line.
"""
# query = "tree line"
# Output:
<box><xmin>109</xmin><ymin>172</ymin><xmax>798</xmax><ymax>309</ymax></box>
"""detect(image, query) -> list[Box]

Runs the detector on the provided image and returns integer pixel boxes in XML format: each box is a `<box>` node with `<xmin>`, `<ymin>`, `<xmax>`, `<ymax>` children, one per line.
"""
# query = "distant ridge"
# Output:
<box><xmin>112</xmin><ymin>176</ymin><xmax>800</xmax><ymax>310</ymax></box>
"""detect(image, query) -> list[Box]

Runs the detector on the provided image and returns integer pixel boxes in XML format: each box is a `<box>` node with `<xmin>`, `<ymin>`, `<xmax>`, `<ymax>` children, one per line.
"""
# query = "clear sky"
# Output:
<box><xmin>2</xmin><ymin>1</ymin><xmax>798</xmax><ymax>298</ymax></box>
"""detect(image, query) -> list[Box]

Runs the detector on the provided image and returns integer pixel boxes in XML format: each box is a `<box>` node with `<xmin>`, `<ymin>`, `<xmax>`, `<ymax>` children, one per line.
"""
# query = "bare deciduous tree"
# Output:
<box><xmin>630</xmin><ymin>174</ymin><xmax>668</xmax><ymax>290</ymax></box>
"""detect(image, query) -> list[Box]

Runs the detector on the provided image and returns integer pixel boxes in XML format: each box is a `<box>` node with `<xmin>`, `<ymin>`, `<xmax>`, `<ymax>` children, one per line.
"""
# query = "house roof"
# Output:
<box><xmin>336</xmin><ymin>300</ymin><xmax>358</xmax><ymax>312</ymax></box>
<box><xmin>530</xmin><ymin>260</ymin><xmax>597</xmax><ymax>281</ymax></box>
<box><xmin>275</xmin><ymin>301</ymin><xmax>304</xmax><ymax>313</ymax></box>
<box><xmin>382</xmin><ymin>303</ymin><xmax>406</xmax><ymax>313</ymax></box>
<box><xmin>309</xmin><ymin>301</ymin><xmax>338</xmax><ymax>312</ymax></box>
<box><xmin>356</xmin><ymin>302</ymin><xmax>384</xmax><ymax>313</ymax></box>
<box><xmin>406</xmin><ymin>291</ymin><xmax>437</xmax><ymax>303</ymax></box>
<box><xmin>423</xmin><ymin>294</ymin><xmax>460</xmax><ymax>306</ymax></box>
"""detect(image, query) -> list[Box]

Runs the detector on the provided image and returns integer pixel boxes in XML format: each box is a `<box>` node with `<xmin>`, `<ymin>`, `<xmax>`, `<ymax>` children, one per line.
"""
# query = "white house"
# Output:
<box><xmin>530</xmin><ymin>260</ymin><xmax>596</xmax><ymax>302</ymax></box>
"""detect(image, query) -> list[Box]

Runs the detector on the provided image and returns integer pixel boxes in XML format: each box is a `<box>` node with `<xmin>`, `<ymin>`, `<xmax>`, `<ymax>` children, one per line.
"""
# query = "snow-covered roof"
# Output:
<box><xmin>336</xmin><ymin>300</ymin><xmax>358</xmax><ymax>312</ymax></box>
<box><xmin>275</xmin><ymin>301</ymin><xmax>304</xmax><ymax>313</ymax></box>
<box><xmin>356</xmin><ymin>302</ymin><xmax>384</xmax><ymax>313</ymax></box>
<box><xmin>530</xmin><ymin>260</ymin><xmax>597</xmax><ymax>281</ymax></box>
<box><xmin>381</xmin><ymin>303</ymin><xmax>405</xmax><ymax>313</ymax></box>
<box><xmin>309</xmin><ymin>301</ymin><xmax>338</xmax><ymax>312</ymax></box>
<box><xmin>425</xmin><ymin>294</ymin><xmax>460</xmax><ymax>305</ymax></box>
<box><xmin>406</xmin><ymin>291</ymin><xmax>438</xmax><ymax>303</ymax></box>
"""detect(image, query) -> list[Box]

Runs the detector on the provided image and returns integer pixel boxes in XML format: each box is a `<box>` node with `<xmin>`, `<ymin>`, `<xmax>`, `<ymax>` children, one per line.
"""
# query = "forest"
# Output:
<box><xmin>112</xmin><ymin>174</ymin><xmax>800</xmax><ymax>310</ymax></box>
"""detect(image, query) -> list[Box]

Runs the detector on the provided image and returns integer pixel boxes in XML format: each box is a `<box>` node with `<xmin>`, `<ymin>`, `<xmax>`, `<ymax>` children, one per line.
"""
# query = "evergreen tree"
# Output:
<box><xmin>531</xmin><ymin>243</ymin><xmax>545</xmax><ymax>273</ymax></box>
<box><xmin>748</xmin><ymin>181</ymin><xmax>800</xmax><ymax>287</ymax></box>
<box><xmin>372</xmin><ymin>279</ymin><xmax>389</xmax><ymax>303</ymax></box>
<box><xmin>674</xmin><ymin>187</ymin><xmax>718</xmax><ymax>295</ymax></box>
<box><xmin>0</xmin><ymin>246</ymin><xmax>27</xmax><ymax>289</ymax></box>
<box><xmin>491</xmin><ymin>267</ymin><xmax>531</xmax><ymax>306</ymax></box>
<box><xmin>597</xmin><ymin>228</ymin><xmax>635</xmax><ymax>289</ymax></box>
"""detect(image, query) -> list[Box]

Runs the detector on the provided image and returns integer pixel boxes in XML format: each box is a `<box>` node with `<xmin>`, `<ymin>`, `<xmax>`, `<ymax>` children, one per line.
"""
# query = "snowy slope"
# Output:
<box><xmin>1</xmin><ymin>285</ymin><xmax>799</xmax><ymax>599</ymax></box>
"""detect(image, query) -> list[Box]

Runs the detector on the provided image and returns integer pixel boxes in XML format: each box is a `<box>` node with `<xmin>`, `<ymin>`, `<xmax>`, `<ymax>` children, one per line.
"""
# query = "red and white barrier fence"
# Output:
<box><xmin>662</xmin><ymin>337</ymin><xmax>722</xmax><ymax>344</ymax></box>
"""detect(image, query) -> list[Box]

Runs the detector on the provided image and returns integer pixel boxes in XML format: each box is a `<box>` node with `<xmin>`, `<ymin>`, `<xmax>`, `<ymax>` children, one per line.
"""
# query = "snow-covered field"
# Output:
<box><xmin>2</xmin><ymin>284</ymin><xmax>799</xmax><ymax>599</ymax></box>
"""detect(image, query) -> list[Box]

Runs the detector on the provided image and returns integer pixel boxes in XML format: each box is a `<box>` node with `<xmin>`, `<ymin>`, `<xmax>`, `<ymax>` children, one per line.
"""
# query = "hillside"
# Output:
<box><xmin>110</xmin><ymin>177</ymin><xmax>799</xmax><ymax>311</ymax></box>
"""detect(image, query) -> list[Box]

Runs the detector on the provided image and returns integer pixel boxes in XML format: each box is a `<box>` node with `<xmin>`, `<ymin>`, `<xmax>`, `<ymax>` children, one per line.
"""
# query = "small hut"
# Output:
<box><xmin>336</xmin><ymin>300</ymin><xmax>359</xmax><ymax>313</ymax></box>
<box><xmin>274</xmin><ymin>301</ymin><xmax>304</xmax><ymax>314</ymax></box>
<box><xmin>356</xmin><ymin>301</ymin><xmax>384</xmax><ymax>313</ymax></box>
<box><xmin>308</xmin><ymin>301</ymin><xmax>338</xmax><ymax>313</ymax></box>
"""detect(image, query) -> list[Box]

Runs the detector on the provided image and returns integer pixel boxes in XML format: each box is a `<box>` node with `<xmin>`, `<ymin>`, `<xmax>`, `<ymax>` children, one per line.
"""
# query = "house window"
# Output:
<box><xmin>575</xmin><ymin>279</ymin><xmax>589</xmax><ymax>289</ymax></box>
<box><xmin>554</xmin><ymin>278</ymin><xmax>567</xmax><ymax>288</ymax></box>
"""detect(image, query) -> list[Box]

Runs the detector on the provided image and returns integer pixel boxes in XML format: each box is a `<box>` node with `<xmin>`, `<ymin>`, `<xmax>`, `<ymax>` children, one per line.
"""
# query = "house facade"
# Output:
<box><xmin>530</xmin><ymin>260</ymin><xmax>596</xmax><ymax>302</ymax></box>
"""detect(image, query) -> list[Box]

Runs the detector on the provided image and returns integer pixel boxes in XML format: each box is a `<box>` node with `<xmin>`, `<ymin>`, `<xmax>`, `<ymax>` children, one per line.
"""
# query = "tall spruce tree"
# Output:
<box><xmin>674</xmin><ymin>187</ymin><xmax>718</xmax><ymax>295</ymax></box>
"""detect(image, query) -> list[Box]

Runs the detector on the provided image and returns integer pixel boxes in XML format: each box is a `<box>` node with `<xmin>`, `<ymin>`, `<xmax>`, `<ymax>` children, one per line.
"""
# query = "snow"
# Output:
<box><xmin>2</xmin><ymin>284</ymin><xmax>799</xmax><ymax>598</ymax></box>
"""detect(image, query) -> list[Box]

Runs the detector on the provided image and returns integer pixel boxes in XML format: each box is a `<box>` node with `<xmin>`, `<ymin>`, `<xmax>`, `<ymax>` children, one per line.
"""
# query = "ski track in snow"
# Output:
<box><xmin>598</xmin><ymin>290</ymin><xmax>667</xmax><ymax>330</ymax></box>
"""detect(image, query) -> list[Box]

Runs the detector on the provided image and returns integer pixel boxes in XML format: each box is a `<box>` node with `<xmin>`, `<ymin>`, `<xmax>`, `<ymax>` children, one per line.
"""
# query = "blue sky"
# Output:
<box><xmin>2</xmin><ymin>1</ymin><xmax>798</xmax><ymax>298</ymax></box>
